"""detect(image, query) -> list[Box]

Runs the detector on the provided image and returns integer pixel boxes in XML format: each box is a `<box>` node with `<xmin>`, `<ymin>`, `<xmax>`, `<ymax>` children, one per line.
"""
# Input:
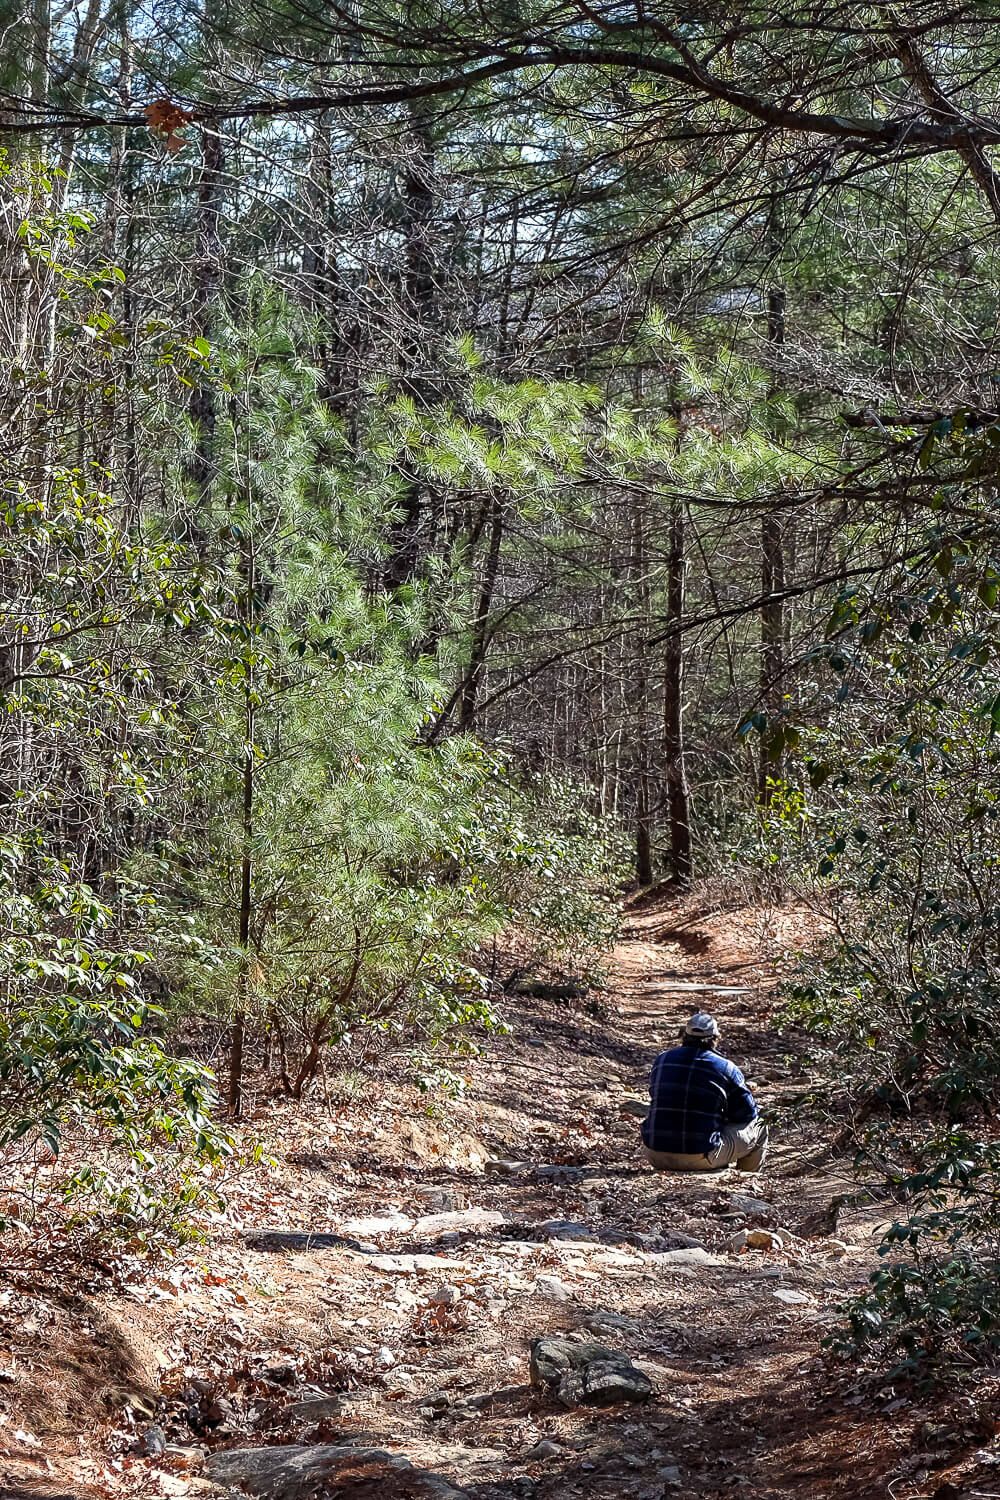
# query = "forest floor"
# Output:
<box><xmin>5</xmin><ymin>891</ymin><xmax>1000</xmax><ymax>1500</ymax></box>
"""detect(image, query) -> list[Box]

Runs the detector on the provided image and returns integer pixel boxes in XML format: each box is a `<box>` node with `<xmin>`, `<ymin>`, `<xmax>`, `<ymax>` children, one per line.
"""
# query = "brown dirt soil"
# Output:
<box><xmin>3</xmin><ymin>893</ymin><xmax>998</xmax><ymax>1500</ymax></box>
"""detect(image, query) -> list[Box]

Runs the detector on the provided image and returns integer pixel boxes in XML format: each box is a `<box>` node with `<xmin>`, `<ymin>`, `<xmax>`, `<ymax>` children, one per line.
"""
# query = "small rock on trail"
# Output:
<box><xmin>529</xmin><ymin>1336</ymin><xmax>654</xmax><ymax>1406</ymax></box>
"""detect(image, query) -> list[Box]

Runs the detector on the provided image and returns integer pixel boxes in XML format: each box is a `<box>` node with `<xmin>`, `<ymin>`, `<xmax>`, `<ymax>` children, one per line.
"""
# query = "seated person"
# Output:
<box><xmin>641</xmin><ymin>1011</ymin><xmax>768</xmax><ymax>1173</ymax></box>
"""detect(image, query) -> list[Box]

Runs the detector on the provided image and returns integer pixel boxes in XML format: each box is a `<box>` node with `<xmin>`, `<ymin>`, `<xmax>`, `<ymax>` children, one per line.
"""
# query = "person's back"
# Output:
<box><xmin>641</xmin><ymin>1011</ymin><xmax>768</xmax><ymax>1174</ymax></box>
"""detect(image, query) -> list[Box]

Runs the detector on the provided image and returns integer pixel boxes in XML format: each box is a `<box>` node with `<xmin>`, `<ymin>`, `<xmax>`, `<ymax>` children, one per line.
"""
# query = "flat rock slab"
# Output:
<box><xmin>724</xmin><ymin>1194</ymin><xmax>776</xmax><ymax>1223</ymax></box>
<box><xmin>484</xmin><ymin>1158</ymin><xmax>531</xmax><ymax>1175</ymax></box>
<box><xmin>526</xmin><ymin>1219</ymin><xmax>649</xmax><ymax>1250</ymax></box>
<box><xmin>619</xmin><ymin>1098</ymin><xmax>649</xmax><ymax>1119</ymax></box>
<box><xmin>244</xmin><ymin>1229</ymin><xmax>369</xmax><ymax>1253</ymax></box>
<box><xmin>529</xmin><ymin>1337</ymin><xmax>654</xmax><ymax>1407</ymax></box>
<box><xmin>645</xmin><ymin>1247</ymin><xmax>723</xmax><ymax>1268</ymax></box>
<box><xmin>340</xmin><ymin>1212</ymin><xmax>415</xmax><ymax>1236</ymax></box>
<box><xmin>281</xmin><ymin>1395</ymin><xmax>347</xmax><ymax>1422</ymax></box>
<box><xmin>205</xmin><ymin>1445</ymin><xmax>469</xmax><ymax>1499</ymax></box>
<box><xmin>534</xmin><ymin>1219</ymin><xmax>601</xmax><ymax>1242</ymax></box>
<box><xmin>369</xmin><ymin>1253</ymin><xmax>469</xmax><ymax>1274</ymax></box>
<box><xmin>412</xmin><ymin>1208</ymin><xmax>508</xmax><ymax>1237</ymax></box>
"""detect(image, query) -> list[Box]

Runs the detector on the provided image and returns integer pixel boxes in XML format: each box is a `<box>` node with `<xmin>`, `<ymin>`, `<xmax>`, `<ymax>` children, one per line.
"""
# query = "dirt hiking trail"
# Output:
<box><xmin>5</xmin><ymin>895</ymin><xmax>991</xmax><ymax>1500</ymax></box>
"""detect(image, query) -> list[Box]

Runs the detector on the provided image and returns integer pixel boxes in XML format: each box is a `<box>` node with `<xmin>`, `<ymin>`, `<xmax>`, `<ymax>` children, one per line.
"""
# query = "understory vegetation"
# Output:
<box><xmin>4</xmin><ymin>0</ymin><xmax>1000</xmax><ymax>1379</ymax></box>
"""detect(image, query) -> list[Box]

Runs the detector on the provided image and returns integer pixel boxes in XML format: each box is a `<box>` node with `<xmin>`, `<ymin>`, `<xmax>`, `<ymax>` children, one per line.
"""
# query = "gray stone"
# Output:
<box><xmin>413</xmin><ymin>1208</ymin><xmax>507</xmax><ymax>1237</ymax></box>
<box><xmin>525</xmin><ymin>1438</ymin><xmax>563</xmax><ymax>1459</ymax></box>
<box><xmin>369</xmin><ymin>1254</ymin><xmax>468</xmax><ymax>1274</ymax></box>
<box><xmin>529</xmin><ymin>1337</ymin><xmax>653</xmax><ymax>1407</ymax></box>
<box><xmin>205</xmin><ymin>1446</ymin><xmax>468</xmax><ymax>1499</ymax></box>
<box><xmin>595</xmin><ymin>1226</ymin><xmax>651</xmax><ymax>1249</ymax></box>
<box><xmin>339</xmin><ymin>1211</ymin><xmax>414</xmax><ymax>1236</ymax></box>
<box><xmin>728</xmin><ymin>1193</ymin><xmax>775</xmax><ymax>1220</ymax></box>
<box><xmin>423</xmin><ymin>1283</ymin><xmax>462</xmax><ymax>1308</ymax></box>
<box><xmin>244</xmin><ymin>1229</ymin><xmax>367</xmax><ymax>1253</ymax></box>
<box><xmin>534</xmin><ymin>1165</ymin><xmax>586</xmax><ymax>1184</ymax></box>
<box><xmin>484</xmin><ymin>1158</ymin><xmax>530</xmax><ymax>1175</ymax></box>
<box><xmin>282</xmin><ymin>1395</ymin><xmax>346</xmax><ymax>1423</ymax></box>
<box><xmin>534</xmin><ymin>1274</ymin><xmax>574</xmax><ymax>1302</ymax></box>
<box><xmin>581</xmin><ymin>1310</ymin><xmax>633</xmax><ymax>1333</ymax></box>
<box><xmin>163</xmin><ymin>1445</ymin><xmax>207</xmax><ymax>1469</ymax></box>
<box><xmin>663</xmin><ymin>1232</ymin><xmax>707</xmax><ymax>1250</ymax></box>
<box><xmin>535</xmin><ymin>1219</ymin><xmax>600</xmax><ymax>1242</ymax></box>
<box><xmin>645</xmin><ymin>1247</ymin><xmax>722</xmax><ymax>1267</ymax></box>
<box><xmin>412</xmin><ymin>1187</ymin><xmax>464</xmax><ymax>1211</ymax></box>
<box><xmin>619</xmin><ymin>1099</ymin><xmax>649</xmax><ymax>1119</ymax></box>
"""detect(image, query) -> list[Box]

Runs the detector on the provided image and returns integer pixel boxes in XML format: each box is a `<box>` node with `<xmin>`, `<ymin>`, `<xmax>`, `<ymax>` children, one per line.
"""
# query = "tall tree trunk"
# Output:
<box><xmin>629</xmin><ymin>485</ymin><xmax>653</xmax><ymax>885</ymax></box>
<box><xmin>384</xmin><ymin>103</ymin><xmax>437</xmax><ymax>590</ymax></box>
<box><xmin>187</xmin><ymin>124</ymin><xmax>225</xmax><ymax>540</ymax></box>
<box><xmin>229</xmin><ymin>534</ymin><xmax>255</xmax><ymax>1119</ymax></box>
<box><xmin>663</xmin><ymin>499</ymin><xmax>692</xmax><ymax>884</ymax></box>
<box><xmin>635</xmin><ymin>779</ymin><xmax>654</xmax><ymax>888</ymax></box>
<box><xmin>458</xmin><ymin>497</ymin><xmax>504</xmax><ymax>731</ymax></box>
<box><xmin>759</xmin><ymin>196</ymin><xmax>786</xmax><ymax>807</ymax></box>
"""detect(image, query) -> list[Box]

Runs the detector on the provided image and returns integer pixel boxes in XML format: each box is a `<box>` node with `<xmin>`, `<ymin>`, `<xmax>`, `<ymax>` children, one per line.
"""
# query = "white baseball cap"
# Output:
<box><xmin>683</xmin><ymin>1011</ymin><xmax>720</xmax><ymax>1041</ymax></box>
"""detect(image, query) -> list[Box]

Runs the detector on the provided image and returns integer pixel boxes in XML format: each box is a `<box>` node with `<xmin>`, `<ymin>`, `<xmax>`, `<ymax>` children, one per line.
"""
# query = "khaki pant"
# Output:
<box><xmin>644</xmin><ymin>1119</ymin><xmax>768</xmax><ymax>1174</ymax></box>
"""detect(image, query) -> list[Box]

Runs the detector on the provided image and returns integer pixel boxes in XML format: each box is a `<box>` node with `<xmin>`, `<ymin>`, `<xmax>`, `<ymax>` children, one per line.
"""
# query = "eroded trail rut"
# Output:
<box><xmin>103</xmin><ymin>901</ymin><xmax>888</xmax><ymax>1500</ymax></box>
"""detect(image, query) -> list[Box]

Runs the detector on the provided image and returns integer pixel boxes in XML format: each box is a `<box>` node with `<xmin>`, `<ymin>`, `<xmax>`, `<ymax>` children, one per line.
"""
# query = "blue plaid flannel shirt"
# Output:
<box><xmin>641</xmin><ymin>1045</ymin><xmax>758</xmax><ymax>1155</ymax></box>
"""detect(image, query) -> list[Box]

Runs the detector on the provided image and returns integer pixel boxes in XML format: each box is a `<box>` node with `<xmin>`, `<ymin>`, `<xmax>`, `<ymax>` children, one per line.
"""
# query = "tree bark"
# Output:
<box><xmin>759</xmin><ymin>198</ymin><xmax>786</xmax><ymax>807</ymax></box>
<box><xmin>228</xmin><ymin>534</ymin><xmax>255</xmax><ymax>1119</ymax></box>
<box><xmin>458</xmin><ymin>496</ymin><xmax>504</xmax><ymax>731</ymax></box>
<box><xmin>187</xmin><ymin>123</ymin><xmax>225</xmax><ymax>540</ymax></box>
<box><xmin>663</xmin><ymin>499</ymin><xmax>692</xmax><ymax>884</ymax></box>
<box><xmin>384</xmin><ymin>102</ymin><xmax>438</xmax><ymax>590</ymax></box>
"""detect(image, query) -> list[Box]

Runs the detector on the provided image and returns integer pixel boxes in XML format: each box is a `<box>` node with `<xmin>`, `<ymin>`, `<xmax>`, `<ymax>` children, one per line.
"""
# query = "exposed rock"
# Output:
<box><xmin>662</xmin><ymin>1231</ymin><xmax>707</xmax><ymax>1250</ymax></box>
<box><xmin>419</xmin><ymin>1392</ymin><xmax>458</xmax><ymax>1420</ymax></box>
<box><xmin>581</xmin><ymin>1309</ymin><xmax>633</xmax><ymax>1333</ymax></box>
<box><xmin>411</xmin><ymin>1187</ymin><xmax>464</xmax><ymax>1211</ymax></box>
<box><xmin>423</xmin><ymin>1283</ymin><xmax>462</xmax><ymax>1308</ymax></box>
<box><xmin>244</xmin><ymin>1228</ymin><xmax>368</xmax><ymax>1252</ymax></box>
<box><xmin>142</xmin><ymin>1425</ymin><xmax>167</xmax><ymax>1456</ymax></box>
<box><xmin>205</xmin><ymin>1445</ymin><xmax>469</xmax><ymax>1499</ymax></box>
<box><xmin>494</xmin><ymin>1240</ymin><xmax>546</xmax><ymax>1257</ymax></box>
<box><xmin>466</xmin><ymin>1384</ymin><xmax>531</xmax><ymax>1411</ymax></box>
<box><xmin>772</xmin><ymin>1288</ymin><xmax>812</xmax><ymax>1305</ymax></box>
<box><xmin>511</xmin><ymin>979</ymin><xmax>587</xmax><ymax>999</ymax></box>
<box><xmin>534</xmin><ymin>1219</ymin><xmax>600</xmax><ymax>1242</ymax></box>
<box><xmin>727</xmin><ymin>1229</ymin><xmax>749</xmax><ymax>1253</ymax></box>
<box><xmin>369</xmin><ymin>1254</ymin><xmax>468</xmax><ymax>1274</ymax></box>
<box><xmin>282</xmin><ymin>1395</ymin><xmax>346</xmax><ymax>1422</ymax></box>
<box><xmin>529</xmin><ymin>1337</ymin><xmax>653</xmax><ymax>1407</ymax></box>
<box><xmin>164</xmin><ymin>1445</ymin><xmax>207</xmax><ymax>1470</ymax></box>
<box><xmin>645</xmin><ymin>1247</ymin><xmax>722</xmax><ymax>1267</ymax></box>
<box><xmin>484</xmin><ymin>1157</ymin><xmax>532</xmax><ymax>1176</ymax></box>
<box><xmin>534</xmin><ymin>1274</ymin><xmax>574</xmax><ymax>1302</ymax></box>
<box><xmin>340</xmin><ymin>1212</ymin><xmax>415</xmax><ymax>1236</ymax></box>
<box><xmin>728</xmin><ymin>1193</ymin><xmax>775</xmax><ymax>1220</ymax></box>
<box><xmin>525</xmin><ymin>1438</ymin><xmax>563</xmax><ymax>1459</ymax></box>
<box><xmin>413</xmin><ymin>1208</ymin><xmax>507</xmax><ymax>1237</ymax></box>
<box><xmin>619</xmin><ymin>1099</ymin><xmax>649</xmax><ymax>1119</ymax></box>
<box><xmin>534</xmin><ymin>1165</ymin><xmax>589</xmax><ymax>1184</ymax></box>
